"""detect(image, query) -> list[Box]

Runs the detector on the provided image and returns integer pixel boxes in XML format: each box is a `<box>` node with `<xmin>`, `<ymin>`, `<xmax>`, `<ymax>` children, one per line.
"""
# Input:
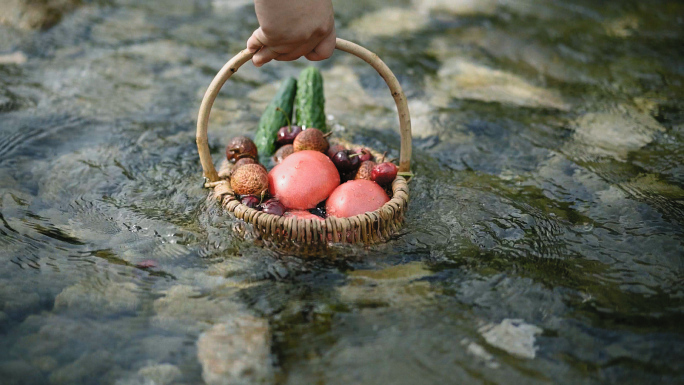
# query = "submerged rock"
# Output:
<box><xmin>49</xmin><ymin>349</ymin><xmax>114</xmax><ymax>385</ymax></box>
<box><xmin>0</xmin><ymin>0</ymin><xmax>82</xmax><ymax>30</ymax></box>
<box><xmin>348</xmin><ymin>7</ymin><xmax>428</xmax><ymax>37</ymax></box>
<box><xmin>54</xmin><ymin>280</ymin><xmax>140</xmax><ymax>316</ymax></box>
<box><xmin>0</xmin><ymin>279</ymin><xmax>41</xmax><ymax>316</ymax></box>
<box><xmin>137</xmin><ymin>363</ymin><xmax>182</xmax><ymax>385</ymax></box>
<box><xmin>412</xmin><ymin>0</ymin><xmax>498</xmax><ymax>16</ymax></box>
<box><xmin>479</xmin><ymin>319</ymin><xmax>542</xmax><ymax>359</ymax></box>
<box><xmin>197</xmin><ymin>316</ymin><xmax>274</xmax><ymax>385</ymax></box>
<box><xmin>338</xmin><ymin>262</ymin><xmax>437</xmax><ymax>308</ymax></box>
<box><xmin>151</xmin><ymin>285</ymin><xmax>243</xmax><ymax>333</ymax></box>
<box><xmin>0</xmin><ymin>360</ymin><xmax>46</xmax><ymax>385</ymax></box>
<box><xmin>428</xmin><ymin>59</ymin><xmax>569</xmax><ymax>110</ymax></box>
<box><xmin>568</xmin><ymin>106</ymin><xmax>665</xmax><ymax>160</ymax></box>
<box><xmin>0</xmin><ymin>51</ymin><xmax>27</xmax><ymax>65</ymax></box>
<box><xmin>322</xmin><ymin>65</ymin><xmax>389</xmax><ymax>114</ymax></box>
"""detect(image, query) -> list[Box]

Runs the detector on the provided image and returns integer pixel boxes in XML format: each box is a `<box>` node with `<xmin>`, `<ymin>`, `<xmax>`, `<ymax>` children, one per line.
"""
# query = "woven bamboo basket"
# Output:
<box><xmin>196</xmin><ymin>38</ymin><xmax>412</xmax><ymax>244</ymax></box>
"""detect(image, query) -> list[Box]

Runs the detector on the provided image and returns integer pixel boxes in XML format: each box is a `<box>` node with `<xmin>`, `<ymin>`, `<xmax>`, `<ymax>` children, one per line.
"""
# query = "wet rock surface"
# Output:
<box><xmin>54</xmin><ymin>280</ymin><xmax>141</xmax><ymax>316</ymax></box>
<box><xmin>197</xmin><ymin>316</ymin><xmax>274</xmax><ymax>385</ymax></box>
<box><xmin>0</xmin><ymin>0</ymin><xmax>82</xmax><ymax>30</ymax></box>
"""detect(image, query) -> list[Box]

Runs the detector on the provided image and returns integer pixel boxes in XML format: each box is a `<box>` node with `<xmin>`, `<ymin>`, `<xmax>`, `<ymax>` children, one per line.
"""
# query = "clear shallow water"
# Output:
<box><xmin>0</xmin><ymin>0</ymin><xmax>683</xmax><ymax>384</ymax></box>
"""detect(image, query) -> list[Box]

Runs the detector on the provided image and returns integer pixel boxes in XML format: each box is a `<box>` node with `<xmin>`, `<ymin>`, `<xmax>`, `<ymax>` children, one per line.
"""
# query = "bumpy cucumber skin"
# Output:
<box><xmin>295</xmin><ymin>67</ymin><xmax>327</xmax><ymax>132</ymax></box>
<box><xmin>255</xmin><ymin>77</ymin><xmax>297</xmax><ymax>156</ymax></box>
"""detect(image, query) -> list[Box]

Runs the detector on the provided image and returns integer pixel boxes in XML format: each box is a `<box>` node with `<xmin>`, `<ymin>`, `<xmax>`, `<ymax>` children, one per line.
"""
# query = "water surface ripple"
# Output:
<box><xmin>0</xmin><ymin>0</ymin><xmax>683</xmax><ymax>384</ymax></box>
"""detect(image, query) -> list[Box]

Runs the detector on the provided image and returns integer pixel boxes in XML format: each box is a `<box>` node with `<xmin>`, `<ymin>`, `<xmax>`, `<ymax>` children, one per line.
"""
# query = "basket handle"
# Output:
<box><xmin>196</xmin><ymin>38</ymin><xmax>412</xmax><ymax>182</ymax></box>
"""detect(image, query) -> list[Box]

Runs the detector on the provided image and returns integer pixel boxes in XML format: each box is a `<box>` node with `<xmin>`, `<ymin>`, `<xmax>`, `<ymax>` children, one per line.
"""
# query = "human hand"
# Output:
<box><xmin>247</xmin><ymin>0</ymin><xmax>336</xmax><ymax>67</ymax></box>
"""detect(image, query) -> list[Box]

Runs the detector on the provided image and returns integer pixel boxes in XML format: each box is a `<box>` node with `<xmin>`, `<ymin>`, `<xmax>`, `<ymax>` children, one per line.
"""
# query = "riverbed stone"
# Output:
<box><xmin>0</xmin><ymin>51</ymin><xmax>27</xmax><ymax>65</ymax></box>
<box><xmin>49</xmin><ymin>349</ymin><xmax>115</xmax><ymax>385</ymax></box>
<box><xmin>54</xmin><ymin>280</ymin><xmax>140</xmax><ymax>316</ymax></box>
<box><xmin>0</xmin><ymin>360</ymin><xmax>46</xmax><ymax>385</ymax></box>
<box><xmin>151</xmin><ymin>285</ymin><xmax>243</xmax><ymax>333</ymax></box>
<box><xmin>0</xmin><ymin>279</ymin><xmax>41</xmax><ymax>316</ymax></box>
<box><xmin>30</xmin><ymin>355</ymin><xmax>59</xmax><ymax>372</ymax></box>
<box><xmin>323</xmin><ymin>65</ymin><xmax>384</xmax><ymax>114</ymax></box>
<box><xmin>479</xmin><ymin>319</ymin><xmax>543</xmax><ymax>359</ymax></box>
<box><xmin>568</xmin><ymin>106</ymin><xmax>665</xmax><ymax>160</ymax></box>
<box><xmin>197</xmin><ymin>315</ymin><xmax>274</xmax><ymax>385</ymax></box>
<box><xmin>338</xmin><ymin>262</ymin><xmax>437</xmax><ymax>308</ymax></box>
<box><xmin>412</xmin><ymin>0</ymin><xmax>498</xmax><ymax>16</ymax></box>
<box><xmin>428</xmin><ymin>59</ymin><xmax>569</xmax><ymax>110</ymax></box>
<box><xmin>137</xmin><ymin>363</ymin><xmax>182</xmax><ymax>385</ymax></box>
<box><xmin>349</xmin><ymin>7</ymin><xmax>428</xmax><ymax>37</ymax></box>
<box><xmin>0</xmin><ymin>0</ymin><xmax>81</xmax><ymax>30</ymax></box>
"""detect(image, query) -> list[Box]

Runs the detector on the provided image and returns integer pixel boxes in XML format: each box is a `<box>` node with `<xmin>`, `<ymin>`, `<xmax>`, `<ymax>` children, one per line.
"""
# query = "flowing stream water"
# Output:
<box><xmin>0</xmin><ymin>0</ymin><xmax>683</xmax><ymax>384</ymax></box>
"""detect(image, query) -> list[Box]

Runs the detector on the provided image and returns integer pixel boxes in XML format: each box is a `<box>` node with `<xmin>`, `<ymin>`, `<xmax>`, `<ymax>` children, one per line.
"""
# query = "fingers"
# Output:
<box><xmin>252</xmin><ymin>46</ymin><xmax>281</xmax><ymax>67</ymax></box>
<box><xmin>274</xmin><ymin>39</ymin><xmax>319</xmax><ymax>62</ymax></box>
<box><xmin>246</xmin><ymin>24</ymin><xmax>336</xmax><ymax>66</ymax></box>
<box><xmin>305</xmin><ymin>29</ymin><xmax>336</xmax><ymax>61</ymax></box>
<box><xmin>248</xmin><ymin>28</ymin><xmax>280</xmax><ymax>67</ymax></box>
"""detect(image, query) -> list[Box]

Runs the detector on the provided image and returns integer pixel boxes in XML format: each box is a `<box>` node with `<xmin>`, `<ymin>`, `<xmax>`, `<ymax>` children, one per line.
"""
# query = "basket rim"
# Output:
<box><xmin>211</xmin><ymin>175</ymin><xmax>409</xmax><ymax>244</ymax></box>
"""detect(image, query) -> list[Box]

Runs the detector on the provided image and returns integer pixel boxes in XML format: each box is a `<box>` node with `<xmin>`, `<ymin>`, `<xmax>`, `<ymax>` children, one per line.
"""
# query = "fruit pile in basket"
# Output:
<box><xmin>223</xmin><ymin>67</ymin><xmax>401</xmax><ymax>221</ymax></box>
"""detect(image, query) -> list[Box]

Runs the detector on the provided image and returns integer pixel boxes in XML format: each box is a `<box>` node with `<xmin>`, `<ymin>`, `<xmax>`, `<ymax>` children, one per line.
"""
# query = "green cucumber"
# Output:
<box><xmin>255</xmin><ymin>77</ymin><xmax>297</xmax><ymax>156</ymax></box>
<box><xmin>295</xmin><ymin>67</ymin><xmax>327</xmax><ymax>132</ymax></box>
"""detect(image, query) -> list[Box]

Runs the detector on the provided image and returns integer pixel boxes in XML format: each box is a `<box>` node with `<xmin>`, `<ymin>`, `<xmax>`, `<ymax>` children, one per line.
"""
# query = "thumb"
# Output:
<box><xmin>246</xmin><ymin>28</ymin><xmax>267</xmax><ymax>53</ymax></box>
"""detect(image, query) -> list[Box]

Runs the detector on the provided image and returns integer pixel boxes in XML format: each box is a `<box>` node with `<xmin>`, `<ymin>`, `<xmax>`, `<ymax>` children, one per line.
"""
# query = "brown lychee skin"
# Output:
<box><xmin>226</xmin><ymin>136</ymin><xmax>258</xmax><ymax>162</ymax></box>
<box><xmin>354</xmin><ymin>161</ymin><xmax>376</xmax><ymax>180</ymax></box>
<box><xmin>293</xmin><ymin>128</ymin><xmax>329</xmax><ymax>153</ymax></box>
<box><xmin>230</xmin><ymin>158</ymin><xmax>265</xmax><ymax>177</ymax></box>
<box><xmin>273</xmin><ymin>144</ymin><xmax>294</xmax><ymax>164</ymax></box>
<box><xmin>230</xmin><ymin>163</ymin><xmax>269</xmax><ymax>196</ymax></box>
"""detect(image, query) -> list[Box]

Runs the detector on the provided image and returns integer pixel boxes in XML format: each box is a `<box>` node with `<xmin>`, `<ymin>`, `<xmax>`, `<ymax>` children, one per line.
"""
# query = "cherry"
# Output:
<box><xmin>371</xmin><ymin>162</ymin><xmax>398</xmax><ymax>185</ymax></box>
<box><xmin>309</xmin><ymin>201</ymin><xmax>327</xmax><ymax>219</ymax></box>
<box><xmin>332</xmin><ymin>151</ymin><xmax>361</xmax><ymax>173</ymax></box>
<box><xmin>260</xmin><ymin>199</ymin><xmax>285</xmax><ymax>216</ymax></box>
<box><xmin>241</xmin><ymin>195</ymin><xmax>260</xmax><ymax>209</ymax></box>
<box><xmin>349</xmin><ymin>153</ymin><xmax>360</xmax><ymax>169</ymax></box>
<box><xmin>276</xmin><ymin>125</ymin><xmax>303</xmax><ymax>146</ymax></box>
<box><xmin>355</xmin><ymin>148</ymin><xmax>374</xmax><ymax>162</ymax></box>
<box><xmin>327</xmin><ymin>144</ymin><xmax>347</xmax><ymax>158</ymax></box>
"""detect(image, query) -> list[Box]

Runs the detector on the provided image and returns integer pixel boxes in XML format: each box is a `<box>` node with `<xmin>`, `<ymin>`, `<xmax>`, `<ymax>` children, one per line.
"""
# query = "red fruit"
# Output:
<box><xmin>371</xmin><ymin>162</ymin><xmax>398</xmax><ymax>185</ymax></box>
<box><xmin>268</xmin><ymin>150</ymin><xmax>340</xmax><ymax>210</ymax></box>
<box><xmin>355</xmin><ymin>148</ymin><xmax>374</xmax><ymax>162</ymax></box>
<box><xmin>241</xmin><ymin>195</ymin><xmax>260</xmax><ymax>209</ymax></box>
<box><xmin>284</xmin><ymin>210</ymin><xmax>324</xmax><ymax>221</ymax></box>
<box><xmin>327</xmin><ymin>144</ymin><xmax>347</xmax><ymax>158</ymax></box>
<box><xmin>326</xmin><ymin>180</ymin><xmax>390</xmax><ymax>218</ymax></box>
<box><xmin>261</xmin><ymin>199</ymin><xmax>285</xmax><ymax>216</ymax></box>
<box><xmin>276</xmin><ymin>125</ymin><xmax>303</xmax><ymax>146</ymax></box>
<box><xmin>332</xmin><ymin>151</ymin><xmax>361</xmax><ymax>173</ymax></box>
